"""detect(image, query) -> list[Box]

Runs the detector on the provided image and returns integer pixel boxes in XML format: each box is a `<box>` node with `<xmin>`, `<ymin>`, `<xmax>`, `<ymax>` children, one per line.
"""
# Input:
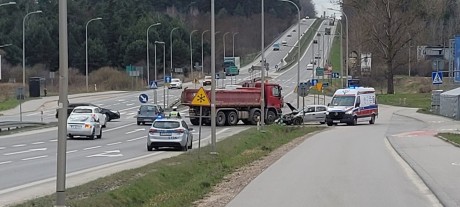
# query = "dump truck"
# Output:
<box><xmin>181</xmin><ymin>82</ymin><xmax>284</xmax><ymax>126</ymax></box>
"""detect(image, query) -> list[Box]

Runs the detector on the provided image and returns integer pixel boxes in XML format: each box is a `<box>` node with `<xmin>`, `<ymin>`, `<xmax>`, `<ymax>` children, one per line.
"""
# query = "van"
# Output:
<box><xmin>326</xmin><ymin>87</ymin><xmax>378</xmax><ymax>126</ymax></box>
<box><xmin>281</xmin><ymin>40</ymin><xmax>287</xmax><ymax>45</ymax></box>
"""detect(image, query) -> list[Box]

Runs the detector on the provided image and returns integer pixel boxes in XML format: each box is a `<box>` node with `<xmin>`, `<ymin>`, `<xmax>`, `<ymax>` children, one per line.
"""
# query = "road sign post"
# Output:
<box><xmin>191</xmin><ymin>87</ymin><xmax>211</xmax><ymax>153</ymax></box>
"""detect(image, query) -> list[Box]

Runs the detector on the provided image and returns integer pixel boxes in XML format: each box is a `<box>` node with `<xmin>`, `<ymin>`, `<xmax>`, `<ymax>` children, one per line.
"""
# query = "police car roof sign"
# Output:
<box><xmin>191</xmin><ymin>87</ymin><xmax>211</xmax><ymax>106</ymax></box>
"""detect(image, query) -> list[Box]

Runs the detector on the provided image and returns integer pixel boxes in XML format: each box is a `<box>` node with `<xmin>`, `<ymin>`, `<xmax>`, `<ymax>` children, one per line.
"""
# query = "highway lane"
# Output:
<box><xmin>0</xmin><ymin>18</ymin><xmax>329</xmax><ymax>205</ymax></box>
<box><xmin>227</xmin><ymin>105</ymin><xmax>440</xmax><ymax>207</ymax></box>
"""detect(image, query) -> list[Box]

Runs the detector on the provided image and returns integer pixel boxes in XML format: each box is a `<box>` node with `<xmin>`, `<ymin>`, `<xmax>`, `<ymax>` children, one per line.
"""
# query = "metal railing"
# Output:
<box><xmin>0</xmin><ymin>121</ymin><xmax>47</xmax><ymax>132</ymax></box>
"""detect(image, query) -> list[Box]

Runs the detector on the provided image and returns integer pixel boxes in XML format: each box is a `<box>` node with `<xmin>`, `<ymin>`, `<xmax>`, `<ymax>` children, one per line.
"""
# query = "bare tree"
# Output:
<box><xmin>346</xmin><ymin>0</ymin><xmax>427</xmax><ymax>94</ymax></box>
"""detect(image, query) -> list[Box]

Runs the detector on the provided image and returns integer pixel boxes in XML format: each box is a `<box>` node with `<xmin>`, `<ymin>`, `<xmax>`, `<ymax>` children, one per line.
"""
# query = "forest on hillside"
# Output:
<box><xmin>0</xmin><ymin>0</ymin><xmax>315</xmax><ymax>81</ymax></box>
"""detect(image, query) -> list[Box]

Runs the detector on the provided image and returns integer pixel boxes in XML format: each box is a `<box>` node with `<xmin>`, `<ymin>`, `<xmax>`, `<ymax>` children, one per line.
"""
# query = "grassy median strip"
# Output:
<box><xmin>0</xmin><ymin>99</ymin><xmax>19</xmax><ymax>112</ymax></box>
<box><xmin>15</xmin><ymin>125</ymin><xmax>324</xmax><ymax>207</ymax></box>
<box><xmin>437</xmin><ymin>133</ymin><xmax>460</xmax><ymax>146</ymax></box>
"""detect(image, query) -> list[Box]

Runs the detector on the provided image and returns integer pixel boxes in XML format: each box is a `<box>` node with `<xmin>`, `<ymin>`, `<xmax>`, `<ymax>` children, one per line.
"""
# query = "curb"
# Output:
<box><xmin>436</xmin><ymin>135</ymin><xmax>460</xmax><ymax>148</ymax></box>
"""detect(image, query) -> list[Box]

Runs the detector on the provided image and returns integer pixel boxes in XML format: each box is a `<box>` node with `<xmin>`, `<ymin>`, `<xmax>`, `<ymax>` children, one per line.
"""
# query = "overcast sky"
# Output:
<box><xmin>311</xmin><ymin>0</ymin><xmax>341</xmax><ymax>18</ymax></box>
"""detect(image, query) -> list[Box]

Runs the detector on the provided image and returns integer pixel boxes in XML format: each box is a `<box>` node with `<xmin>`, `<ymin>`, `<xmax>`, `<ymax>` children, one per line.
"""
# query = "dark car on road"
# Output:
<box><xmin>56</xmin><ymin>103</ymin><xmax>120</xmax><ymax>122</ymax></box>
<box><xmin>136</xmin><ymin>104</ymin><xmax>164</xmax><ymax>125</ymax></box>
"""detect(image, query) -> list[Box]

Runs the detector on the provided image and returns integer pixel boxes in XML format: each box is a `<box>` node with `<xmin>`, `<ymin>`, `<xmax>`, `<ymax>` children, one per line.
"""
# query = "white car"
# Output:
<box><xmin>278</xmin><ymin>103</ymin><xmax>327</xmax><ymax>125</ymax></box>
<box><xmin>67</xmin><ymin>114</ymin><xmax>102</xmax><ymax>139</ymax></box>
<box><xmin>71</xmin><ymin>106</ymin><xmax>107</xmax><ymax>128</ymax></box>
<box><xmin>169</xmin><ymin>78</ymin><xmax>183</xmax><ymax>89</ymax></box>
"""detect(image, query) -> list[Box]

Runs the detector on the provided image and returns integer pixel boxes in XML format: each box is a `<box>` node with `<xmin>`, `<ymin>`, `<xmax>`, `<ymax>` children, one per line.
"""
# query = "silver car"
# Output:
<box><xmin>279</xmin><ymin>103</ymin><xmax>327</xmax><ymax>125</ymax></box>
<box><xmin>67</xmin><ymin>114</ymin><xmax>102</xmax><ymax>139</ymax></box>
<box><xmin>147</xmin><ymin>118</ymin><xmax>193</xmax><ymax>151</ymax></box>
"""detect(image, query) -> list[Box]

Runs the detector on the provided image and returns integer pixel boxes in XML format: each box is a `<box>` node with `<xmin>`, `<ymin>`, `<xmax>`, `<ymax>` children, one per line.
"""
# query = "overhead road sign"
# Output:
<box><xmin>191</xmin><ymin>87</ymin><xmax>211</xmax><ymax>106</ymax></box>
<box><xmin>139</xmin><ymin>94</ymin><xmax>148</xmax><ymax>103</ymax></box>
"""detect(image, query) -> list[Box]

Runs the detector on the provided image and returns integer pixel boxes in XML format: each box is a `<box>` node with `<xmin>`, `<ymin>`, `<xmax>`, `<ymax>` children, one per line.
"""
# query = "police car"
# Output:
<box><xmin>147</xmin><ymin>115</ymin><xmax>193</xmax><ymax>151</ymax></box>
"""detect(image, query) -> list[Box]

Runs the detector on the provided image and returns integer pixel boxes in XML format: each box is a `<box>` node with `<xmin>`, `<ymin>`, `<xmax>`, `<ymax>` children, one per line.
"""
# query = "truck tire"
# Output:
<box><xmin>265</xmin><ymin>110</ymin><xmax>277</xmax><ymax>125</ymax></box>
<box><xmin>226</xmin><ymin>111</ymin><xmax>239</xmax><ymax>126</ymax></box>
<box><xmin>216</xmin><ymin>111</ymin><xmax>226</xmax><ymax>126</ymax></box>
<box><xmin>190</xmin><ymin>118</ymin><xmax>200</xmax><ymax>125</ymax></box>
<box><xmin>327</xmin><ymin>121</ymin><xmax>333</xmax><ymax>126</ymax></box>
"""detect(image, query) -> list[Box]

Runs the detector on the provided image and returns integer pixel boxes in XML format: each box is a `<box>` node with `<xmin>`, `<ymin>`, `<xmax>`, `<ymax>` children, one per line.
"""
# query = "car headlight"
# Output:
<box><xmin>325</xmin><ymin>111</ymin><xmax>329</xmax><ymax>115</ymax></box>
<box><xmin>345</xmin><ymin>110</ymin><xmax>353</xmax><ymax>114</ymax></box>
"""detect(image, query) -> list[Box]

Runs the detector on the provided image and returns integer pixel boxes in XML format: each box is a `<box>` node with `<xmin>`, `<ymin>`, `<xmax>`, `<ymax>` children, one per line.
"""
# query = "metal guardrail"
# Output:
<box><xmin>0</xmin><ymin>121</ymin><xmax>47</xmax><ymax>132</ymax></box>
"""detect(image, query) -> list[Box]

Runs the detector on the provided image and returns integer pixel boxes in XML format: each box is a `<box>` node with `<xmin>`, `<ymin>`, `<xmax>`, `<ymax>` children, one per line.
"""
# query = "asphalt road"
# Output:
<box><xmin>0</xmin><ymin>18</ymin><xmax>325</xmax><ymax>205</ymax></box>
<box><xmin>227</xmin><ymin>105</ymin><xmax>441</xmax><ymax>207</ymax></box>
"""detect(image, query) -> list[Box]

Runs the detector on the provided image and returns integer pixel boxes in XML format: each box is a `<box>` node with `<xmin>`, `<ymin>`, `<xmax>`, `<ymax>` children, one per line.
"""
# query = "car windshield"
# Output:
<box><xmin>205</xmin><ymin>76</ymin><xmax>212</xmax><ymax>80</ymax></box>
<box><xmin>331</xmin><ymin>96</ymin><xmax>356</xmax><ymax>106</ymax></box>
<box><xmin>68</xmin><ymin>115</ymin><xmax>90</xmax><ymax>122</ymax></box>
<box><xmin>140</xmin><ymin>105</ymin><xmax>157</xmax><ymax>112</ymax></box>
<box><xmin>171</xmin><ymin>79</ymin><xmax>180</xmax><ymax>83</ymax></box>
<box><xmin>73</xmin><ymin>108</ymin><xmax>93</xmax><ymax>113</ymax></box>
<box><xmin>153</xmin><ymin>121</ymin><xmax>180</xmax><ymax>129</ymax></box>
<box><xmin>223</xmin><ymin>61</ymin><xmax>234</xmax><ymax>68</ymax></box>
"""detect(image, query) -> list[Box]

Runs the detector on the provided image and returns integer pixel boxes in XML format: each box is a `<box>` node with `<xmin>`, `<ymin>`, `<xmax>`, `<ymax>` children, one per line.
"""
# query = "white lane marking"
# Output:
<box><xmin>118</xmin><ymin>99</ymin><xmax>125</xmax><ymax>102</ymax></box>
<box><xmin>66</xmin><ymin>150</ymin><xmax>78</xmax><ymax>154</ymax></box>
<box><xmin>12</xmin><ymin>144</ymin><xmax>26</xmax><ymax>147</ymax></box>
<box><xmin>3</xmin><ymin>148</ymin><xmax>47</xmax><ymax>156</ymax></box>
<box><xmin>126</xmin><ymin>103</ymin><xmax>134</xmax><ymax>106</ymax></box>
<box><xmin>104</xmin><ymin>104</ymin><xmax>112</xmax><ymax>107</ymax></box>
<box><xmin>113</xmin><ymin>103</ymin><xmax>120</xmax><ymax>106</ymax></box>
<box><xmin>26</xmin><ymin>112</ymin><xmax>40</xmax><ymax>117</ymax></box>
<box><xmin>83</xmin><ymin>146</ymin><xmax>101</xmax><ymax>151</ymax></box>
<box><xmin>122</xmin><ymin>101</ymin><xmax>130</xmax><ymax>104</ymax></box>
<box><xmin>126</xmin><ymin>112</ymin><xmax>136</xmax><ymax>116</ymax></box>
<box><xmin>127</xmin><ymin>136</ymin><xmax>146</xmax><ymax>142</ymax></box>
<box><xmin>49</xmin><ymin>139</ymin><xmax>57</xmax><ymax>142</ymax></box>
<box><xmin>125</xmin><ymin>129</ymin><xmax>146</xmax><ymax>135</ymax></box>
<box><xmin>22</xmin><ymin>155</ymin><xmax>48</xmax><ymax>161</ymax></box>
<box><xmin>452</xmin><ymin>162</ymin><xmax>460</xmax><ymax>166</ymax></box>
<box><xmin>107</xmin><ymin>142</ymin><xmax>122</xmax><ymax>146</ymax></box>
<box><xmin>0</xmin><ymin>161</ymin><xmax>12</xmax><ymax>165</ymax></box>
<box><xmin>104</xmin><ymin>123</ymin><xmax>137</xmax><ymax>132</ymax></box>
<box><xmin>193</xmin><ymin>128</ymin><xmax>230</xmax><ymax>145</ymax></box>
<box><xmin>97</xmin><ymin>103</ymin><xmax>104</xmax><ymax>106</ymax></box>
<box><xmin>31</xmin><ymin>142</ymin><xmax>45</xmax><ymax>145</ymax></box>
<box><xmin>0</xmin><ymin>147</ymin><xmax>5</xmax><ymax>150</ymax></box>
<box><xmin>86</xmin><ymin>150</ymin><xmax>123</xmax><ymax>158</ymax></box>
<box><xmin>384</xmin><ymin>138</ymin><xmax>442</xmax><ymax>207</ymax></box>
<box><xmin>118</xmin><ymin>106</ymin><xmax>139</xmax><ymax>112</ymax></box>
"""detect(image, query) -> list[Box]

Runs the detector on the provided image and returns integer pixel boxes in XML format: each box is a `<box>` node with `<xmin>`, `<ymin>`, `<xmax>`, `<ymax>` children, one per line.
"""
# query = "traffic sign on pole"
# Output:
<box><xmin>432</xmin><ymin>71</ymin><xmax>443</xmax><ymax>84</ymax></box>
<box><xmin>191</xmin><ymin>87</ymin><xmax>211</xmax><ymax>106</ymax></box>
<box><xmin>139</xmin><ymin>94</ymin><xmax>149</xmax><ymax>103</ymax></box>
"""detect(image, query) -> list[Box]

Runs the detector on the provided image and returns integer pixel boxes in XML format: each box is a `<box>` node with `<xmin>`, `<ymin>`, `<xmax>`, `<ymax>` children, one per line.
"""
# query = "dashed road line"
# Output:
<box><xmin>66</xmin><ymin>150</ymin><xmax>78</xmax><ymax>154</ymax></box>
<box><xmin>127</xmin><ymin>136</ymin><xmax>146</xmax><ymax>142</ymax></box>
<box><xmin>107</xmin><ymin>142</ymin><xmax>122</xmax><ymax>146</ymax></box>
<box><xmin>22</xmin><ymin>155</ymin><xmax>48</xmax><ymax>161</ymax></box>
<box><xmin>83</xmin><ymin>146</ymin><xmax>101</xmax><ymax>151</ymax></box>
<box><xmin>0</xmin><ymin>161</ymin><xmax>12</xmax><ymax>165</ymax></box>
<box><xmin>3</xmin><ymin>148</ymin><xmax>47</xmax><ymax>156</ymax></box>
<box><xmin>12</xmin><ymin>144</ymin><xmax>26</xmax><ymax>147</ymax></box>
<box><xmin>31</xmin><ymin>142</ymin><xmax>45</xmax><ymax>145</ymax></box>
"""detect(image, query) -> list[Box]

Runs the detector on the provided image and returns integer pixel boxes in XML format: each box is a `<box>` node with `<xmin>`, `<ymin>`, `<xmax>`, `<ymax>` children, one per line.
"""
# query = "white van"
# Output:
<box><xmin>281</xmin><ymin>40</ymin><xmax>287</xmax><ymax>45</ymax></box>
<box><xmin>326</xmin><ymin>87</ymin><xmax>378</xmax><ymax>126</ymax></box>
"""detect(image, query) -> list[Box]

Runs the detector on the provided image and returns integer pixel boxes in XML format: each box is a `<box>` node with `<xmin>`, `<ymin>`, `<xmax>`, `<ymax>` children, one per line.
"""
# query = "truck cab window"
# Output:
<box><xmin>272</xmin><ymin>86</ymin><xmax>281</xmax><ymax>97</ymax></box>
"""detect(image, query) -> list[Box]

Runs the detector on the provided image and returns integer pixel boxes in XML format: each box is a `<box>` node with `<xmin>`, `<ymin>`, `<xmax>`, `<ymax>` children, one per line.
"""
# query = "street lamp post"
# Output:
<box><xmin>155</xmin><ymin>41</ymin><xmax>166</xmax><ymax>108</ymax></box>
<box><xmin>260</xmin><ymin>0</ymin><xmax>265</xmax><ymax>129</ymax></box>
<box><xmin>23</xmin><ymin>10</ymin><xmax>42</xmax><ymax>90</ymax></box>
<box><xmin>146</xmin><ymin>23</ymin><xmax>161</xmax><ymax>88</ymax></box>
<box><xmin>85</xmin><ymin>17</ymin><xmax>102</xmax><ymax>92</ymax></box>
<box><xmin>280</xmin><ymin>0</ymin><xmax>300</xmax><ymax>108</ymax></box>
<box><xmin>232</xmin><ymin>32</ymin><xmax>239</xmax><ymax>58</ymax></box>
<box><xmin>0</xmin><ymin>1</ymin><xmax>16</xmax><ymax>7</ymax></box>
<box><xmin>329</xmin><ymin>8</ymin><xmax>348</xmax><ymax>87</ymax></box>
<box><xmin>223</xmin><ymin>32</ymin><xmax>229</xmax><ymax>59</ymax></box>
<box><xmin>210</xmin><ymin>0</ymin><xmax>217</xmax><ymax>153</ymax></box>
<box><xmin>190</xmin><ymin>30</ymin><xmax>198</xmax><ymax>87</ymax></box>
<box><xmin>170</xmin><ymin>27</ymin><xmax>179</xmax><ymax>78</ymax></box>
<box><xmin>201</xmin><ymin>30</ymin><xmax>209</xmax><ymax>77</ymax></box>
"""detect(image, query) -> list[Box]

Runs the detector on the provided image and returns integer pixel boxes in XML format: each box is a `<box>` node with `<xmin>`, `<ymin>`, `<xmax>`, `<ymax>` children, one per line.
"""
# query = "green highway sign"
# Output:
<box><xmin>316</xmin><ymin>67</ymin><xmax>324</xmax><ymax>76</ymax></box>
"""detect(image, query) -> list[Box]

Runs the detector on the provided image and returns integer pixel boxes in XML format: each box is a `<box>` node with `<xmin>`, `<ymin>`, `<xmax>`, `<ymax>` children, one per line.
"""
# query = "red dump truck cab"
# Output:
<box><xmin>181</xmin><ymin>82</ymin><xmax>283</xmax><ymax>126</ymax></box>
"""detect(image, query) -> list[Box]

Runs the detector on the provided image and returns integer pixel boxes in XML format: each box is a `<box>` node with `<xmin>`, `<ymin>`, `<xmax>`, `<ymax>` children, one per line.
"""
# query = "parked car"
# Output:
<box><xmin>169</xmin><ymin>78</ymin><xmax>183</xmax><ymax>89</ymax></box>
<box><xmin>273</xmin><ymin>43</ymin><xmax>280</xmax><ymax>51</ymax></box>
<box><xmin>71</xmin><ymin>106</ymin><xmax>107</xmax><ymax>128</ymax></box>
<box><xmin>55</xmin><ymin>102</ymin><xmax>119</xmax><ymax>122</ymax></box>
<box><xmin>202</xmin><ymin>76</ymin><xmax>212</xmax><ymax>86</ymax></box>
<box><xmin>137</xmin><ymin>104</ymin><xmax>164</xmax><ymax>125</ymax></box>
<box><xmin>277</xmin><ymin>103</ymin><xmax>327</xmax><ymax>125</ymax></box>
<box><xmin>147</xmin><ymin>117</ymin><xmax>193</xmax><ymax>151</ymax></box>
<box><xmin>281</xmin><ymin>40</ymin><xmax>287</xmax><ymax>45</ymax></box>
<box><xmin>67</xmin><ymin>114</ymin><xmax>102</xmax><ymax>139</ymax></box>
<box><xmin>287</xmin><ymin>34</ymin><xmax>292</xmax><ymax>37</ymax></box>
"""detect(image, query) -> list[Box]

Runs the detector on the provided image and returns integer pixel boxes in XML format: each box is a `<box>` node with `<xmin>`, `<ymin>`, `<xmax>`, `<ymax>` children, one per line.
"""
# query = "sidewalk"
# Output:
<box><xmin>389</xmin><ymin>107</ymin><xmax>460</xmax><ymax>207</ymax></box>
<box><xmin>0</xmin><ymin>91</ymin><xmax>130</xmax><ymax>116</ymax></box>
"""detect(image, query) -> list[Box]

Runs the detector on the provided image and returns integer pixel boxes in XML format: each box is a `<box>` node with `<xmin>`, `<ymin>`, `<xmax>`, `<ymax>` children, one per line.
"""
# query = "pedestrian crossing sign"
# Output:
<box><xmin>149</xmin><ymin>81</ymin><xmax>158</xmax><ymax>89</ymax></box>
<box><xmin>432</xmin><ymin>72</ymin><xmax>443</xmax><ymax>85</ymax></box>
<box><xmin>191</xmin><ymin>87</ymin><xmax>211</xmax><ymax>106</ymax></box>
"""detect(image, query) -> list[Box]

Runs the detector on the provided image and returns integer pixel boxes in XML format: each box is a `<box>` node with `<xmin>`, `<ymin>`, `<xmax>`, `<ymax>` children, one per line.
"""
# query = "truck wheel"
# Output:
<box><xmin>265</xmin><ymin>110</ymin><xmax>277</xmax><ymax>125</ymax></box>
<box><xmin>369</xmin><ymin>115</ymin><xmax>376</xmax><ymax>124</ymax></box>
<box><xmin>327</xmin><ymin>122</ymin><xmax>333</xmax><ymax>126</ymax></box>
<box><xmin>216</xmin><ymin>111</ymin><xmax>226</xmax><ymax>126</ymax></box>
<box><xmin>250</xmin><ymin>110</ymin><xmax>261</xmax><ymax>125</ymax></box>
<box><xmin>226</xmin><ymin>111</ymin><xmax>239</xmax><ymax>126</ymax></box>
<box><xmin>190</xmin><ymin>118</ymin><xmax>200</xmax><ymax>125</ymax></box>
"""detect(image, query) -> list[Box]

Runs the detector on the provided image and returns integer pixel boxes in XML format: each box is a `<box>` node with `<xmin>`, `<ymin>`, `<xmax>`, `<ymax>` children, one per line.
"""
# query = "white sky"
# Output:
<box><xmin>311</xmin><ymin>0</ymin><xmax>341</xmax><ymax>18</ymax></box>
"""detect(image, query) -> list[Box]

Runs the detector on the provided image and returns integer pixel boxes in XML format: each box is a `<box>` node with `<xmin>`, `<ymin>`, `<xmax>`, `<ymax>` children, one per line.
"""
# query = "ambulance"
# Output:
<box><xmin>326</xmin><ymin>87</ymin><xmax>378</xmax><ymax>126</ymax></box>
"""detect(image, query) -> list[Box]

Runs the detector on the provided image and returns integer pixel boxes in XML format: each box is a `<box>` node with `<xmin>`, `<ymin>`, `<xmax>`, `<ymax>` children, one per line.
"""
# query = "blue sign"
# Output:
<box><xmin>139</xmin><ymin>94</ymin><xmax>148</xmax><ymax>103</ymax></box>
<box><xmin>347</xmin><ymin>79</ymin><xmax>360</xmax><ymax>88</ymax></box>
<box><xmin>432</xmin><ymin>71</ymin><xmax>443</xmax><ymax>85</ymax></box>
<box><xmin>455</xmin><ymin>36</ymin><xmax>460</xmax><ymax>82</ymax></box>
<box><xmin>164</xmin><ymin>76</ymin><xmax>171</xmax><ymax>83</ymax></box>
<box><xmin>332</xmin><ymin>72</ymin><xmax>340</xmax><ymax>79</ymax></box>
<box><xmin>149</xmin><ymin>81</ymin><xmax>157</xmax><ymax>89</ymax></box>
<box><xmin>311</xmin><ymin>79</ymin><xmax>318</xmax><ymax>86</ymax></box>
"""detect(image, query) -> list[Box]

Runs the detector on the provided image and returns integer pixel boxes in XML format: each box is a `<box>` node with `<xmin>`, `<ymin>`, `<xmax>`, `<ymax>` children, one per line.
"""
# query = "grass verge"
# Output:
<box><xmin>14</xmin><ymin>125</ymin><xmax>324</xmax><ymax>207</ymax></box>
<box><xmin>437</xmin><ymin>133</ymin><xmax>460</xmax><ymax>146</ymax></box>
<box><xmin>376</xmin><ymin>93</ymin><xmax>431</xmax><ymax>111</ymax></box>
<box><xmin>0</xmin><ymin>99</ymin><xmax>19</xmax><ymax>112</ymax></box>
<box><xmin>0</xmin><ymin>122</ymin><xmax>58</xmax><ymax>136</ymax></box>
